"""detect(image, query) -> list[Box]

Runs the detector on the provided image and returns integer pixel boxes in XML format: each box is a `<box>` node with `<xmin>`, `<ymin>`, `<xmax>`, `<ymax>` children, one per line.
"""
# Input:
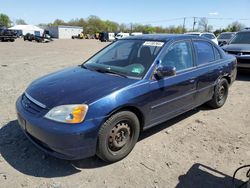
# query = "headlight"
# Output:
<box><xmin>44</xmin><ymin>104</ymin><xmax>88</xmax><ymax>124</ymax></box>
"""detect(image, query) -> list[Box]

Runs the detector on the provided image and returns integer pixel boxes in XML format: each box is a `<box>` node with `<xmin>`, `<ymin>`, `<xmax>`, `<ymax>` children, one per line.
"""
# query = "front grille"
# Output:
<box><xmin>237</xmin><ymin>58</ymin><xmax>250</xmax><ymax>64</ymax></box>
<box><xmin>227</xmin><ymin>51</ymin><xmax>250</xmax><ymax>55</ymax></box>
<box><xmin>21</xmin><ymin>94</ymin><xmax>44</xmax><ymax>114</ymax></box>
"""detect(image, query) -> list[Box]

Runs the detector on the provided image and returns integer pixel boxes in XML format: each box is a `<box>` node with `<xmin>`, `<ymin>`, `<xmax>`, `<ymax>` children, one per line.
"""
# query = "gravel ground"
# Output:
<box><xmin>0</xmin><ymin>39</ymin><xmax>250</xmax><ymax>188</ymax></box>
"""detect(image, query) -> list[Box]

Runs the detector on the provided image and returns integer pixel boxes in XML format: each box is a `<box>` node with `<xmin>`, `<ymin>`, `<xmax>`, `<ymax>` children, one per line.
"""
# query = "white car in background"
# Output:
<box><xmin>115</xmin><ymin>32</ymin><xmax>130</xmax><ymax>40</ymax></box>
<box><xmin>131</xmin><ymin>32</ymin><xmax>143</xmax><ymax>36</ymax></box>
<box><xmin>185</xmin><ymin>32</ymin><xmax>218</xmax><ymax>45</ymax></box>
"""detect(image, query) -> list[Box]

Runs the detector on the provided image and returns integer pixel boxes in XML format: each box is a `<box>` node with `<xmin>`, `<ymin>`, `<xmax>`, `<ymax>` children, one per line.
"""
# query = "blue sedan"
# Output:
<box><xmin>16</xmin><ymin>34</ymin><xmax>237</xmax><ymax>162</ymax></box>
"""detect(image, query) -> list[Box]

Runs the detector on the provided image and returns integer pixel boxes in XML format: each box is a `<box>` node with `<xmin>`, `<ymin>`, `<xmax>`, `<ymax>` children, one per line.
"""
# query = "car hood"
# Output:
<box><xmin>222</xmin><ymin>44</ymin><xmax>250</xmax><ymax>52</ymax></box>
<box><xmin>26</xmin><ymin>66</ymin><xmax>137</xmax><ymax>109</ymax></box>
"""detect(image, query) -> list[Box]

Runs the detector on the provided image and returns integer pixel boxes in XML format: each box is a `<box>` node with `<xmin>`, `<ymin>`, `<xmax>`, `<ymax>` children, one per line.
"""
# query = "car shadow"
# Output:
<box><xmin>176</xmin><ymin>163</ymin><xmax>245</xmax><ymax>188</ymax></box>
<box><xmin>0</xmin><ymin>106</ymin><xmax>216</xmax><ymax>178</ymax></box>
<box><xmin>0</xmin><ymin>120</ymin><xmax>107</xmax><ymax>178</ymax></box>
<box><xmin>237</xmin><ymin>69</ymin><xmax>250</xmax><ymax>81</ymax></box>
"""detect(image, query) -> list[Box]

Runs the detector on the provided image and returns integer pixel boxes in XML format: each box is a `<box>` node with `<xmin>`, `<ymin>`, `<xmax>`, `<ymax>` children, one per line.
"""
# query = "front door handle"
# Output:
<box><xmin>189</xmin><ymin>78</ymin><xmax>196</xmax><ymax>83</ymax></box>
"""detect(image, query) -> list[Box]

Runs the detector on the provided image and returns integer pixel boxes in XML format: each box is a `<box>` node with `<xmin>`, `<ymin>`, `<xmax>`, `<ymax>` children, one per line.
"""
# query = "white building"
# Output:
<box><xmin>46</xmin><ymin>25</ymin><xmax>83</xmax><ymax>39</ymax></box>
<box><xmin>8</xmin><ymin>25</ymin><xmax>44</xmax><ymax>36</ymax></box>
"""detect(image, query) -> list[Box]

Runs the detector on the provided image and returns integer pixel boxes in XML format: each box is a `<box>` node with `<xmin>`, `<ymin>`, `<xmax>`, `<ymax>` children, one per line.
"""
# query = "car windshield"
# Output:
<box><xmin>83</xmin><ymin>40</ymin><xmax>164</xmax><ymax>79</ymax></box>
<box><xmin>218</xmin><ymin>33</ymin><xmax>234</xmax><ymax>39</ymax></box>
<box><xmin>230</xmin><ymin>32</ymin><xmax>250</xmax><ymax>44</ymax></box>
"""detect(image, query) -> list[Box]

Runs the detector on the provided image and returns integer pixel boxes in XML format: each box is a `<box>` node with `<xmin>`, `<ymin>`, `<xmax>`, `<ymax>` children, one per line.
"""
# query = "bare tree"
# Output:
<box><xmin>198</xmin><ymin>17</ymin><xmax>213</xmax><ymax>32</ymax></box>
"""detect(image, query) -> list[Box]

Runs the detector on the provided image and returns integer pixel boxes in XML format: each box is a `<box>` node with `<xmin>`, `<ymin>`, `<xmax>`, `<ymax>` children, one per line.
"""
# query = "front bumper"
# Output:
<box><xmin>235</xmin><ymin>56</ymin><xmax>250</xmax><ymax>69</ymax></box>
<box><xmin>16</xmin><ymin>96</ymin><xmax>104</xmax><ymax>160</ymax></box>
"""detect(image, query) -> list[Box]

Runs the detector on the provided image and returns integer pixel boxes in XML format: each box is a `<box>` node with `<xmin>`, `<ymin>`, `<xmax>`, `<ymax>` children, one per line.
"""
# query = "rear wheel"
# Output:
<box><xmin>207</xmin><ymin>78</ymin><xmax>229</xmax><ymax>108</ymax></box>
<box><xmin>97</xmin><ymin>111</ymin><xmax>140</xmax><ymax>162</ymax></box>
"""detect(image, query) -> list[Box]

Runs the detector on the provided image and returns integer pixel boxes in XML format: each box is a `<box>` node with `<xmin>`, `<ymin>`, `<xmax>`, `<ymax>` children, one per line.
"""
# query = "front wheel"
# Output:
<box><xmin>97</xmin><ymin>111</ymin><xmax>140</xmax><ymax>162</ymax></box>
<box><xmin>207</xmin><ymin>78</ymin><xmax>229</xmax><ymax>109</ymax></box>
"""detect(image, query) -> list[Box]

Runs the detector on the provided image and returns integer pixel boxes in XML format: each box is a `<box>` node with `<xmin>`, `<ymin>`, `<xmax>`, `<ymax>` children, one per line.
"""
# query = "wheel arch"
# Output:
<box><xmin>106</xmin><ymin>105</ymin><xmax>145</xmax><ymax>132</ymax></box>
<box><xmin>222</xmin><ymin>75</ymin><xmax>231</xmax><ymax>85</ymax></box>
<box><xmin>216</xmin><ymin>74</ymin><xmax>231</xmax><ymax>86</ymax></box>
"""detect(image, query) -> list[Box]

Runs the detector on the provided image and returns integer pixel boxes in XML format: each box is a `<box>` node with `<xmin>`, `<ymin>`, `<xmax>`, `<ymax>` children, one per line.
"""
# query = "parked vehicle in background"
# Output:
<box><xmin>115</xmin><ymin>32</ymin><xmax>130</xmax><ymax>40</ymax></box>
<box><xmin>217</xmin><ymin>32</ymin><xmax>236</xmax><ymax>46</ymax></box>
<box><xmin>99</xmin><ymin>32</ymin><xmax>115</xmax><ymax>42</ymax></box>
<box><xmin>23</xmin><ymin>30</ymin><xmax>53</xmax><ymax>43</ymax></box>
<box><xmin>185</xmin><ymin>32</ymin><xmax>218</xmax><ymax>45</ymax></box>
<box><xmin>0</xmin><ymin>27</ymin><xmax>17</xmax><ymax>42</ymax></box>
<box><xmin>222</xmin><ymin>30</ymin><xmax>250</xmax><ymax>69</ymax></box>
<box><xmin>23</xmin><ymin>33</ymin><xmax>35</xmax><ymax>41</ymax></box>
<box><xmin>72</xmin><ymin>32</ymin><xmax>84</xmax><ymax>39</ymax></box>
<box><xmin>16</xmin><ymin>34</ymin><xmax>237</xmax><ymax>163</ymax></box>
<box><xmin>131</xmin><ymin>32</ymin><xmax>143</xmax><ymax>36</ymax></box>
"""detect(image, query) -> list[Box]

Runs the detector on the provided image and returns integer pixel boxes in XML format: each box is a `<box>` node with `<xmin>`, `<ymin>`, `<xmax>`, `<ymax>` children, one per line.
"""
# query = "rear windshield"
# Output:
<box><xmin>189</xmin><ymin>34</ymin><xmax>200</xmax><ymax>36</ymax></box>
<box><xmin>218</xmin><ymin>33</ymin><xmax>235</xmax><ymax>39</ymax></box>
<box><xmin>230</xmin><ymin>32</ymin><xmax>250</xmax><ymax>44</ymax></box>
<box><xmin>201</xmin><ymin>34</ymin><xmax>215</xmax><ymax>39</ymax></box>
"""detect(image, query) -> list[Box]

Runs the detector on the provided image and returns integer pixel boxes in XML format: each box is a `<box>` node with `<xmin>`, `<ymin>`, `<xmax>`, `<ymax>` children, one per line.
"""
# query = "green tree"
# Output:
<box><xmin>104</xmin><ymin>20</ymin><xmax>119</xmax><ymax>32</ymax></box>
<box><xmin>52</xmin><ymin>19</ymin><xmax>66</xmax><ymax>26</ymax></box>
<box><xmin>227</xmin><ymin>21</ymin><xmax>245</xmax><ymax>32</ymax></box>
<box><xmin>86</xmin><ymin>15</ymin><xmax>106</xmax><ymax>33</ymax></box>
<box><xmin>0</xmin><ymin>13</ymin><xmax>11</xmax><ymax>27</ymax></box>
<box><xmin>15</xmin><ymin>18</ymin><xmax>27</xmax><ymax>25</ymax></box>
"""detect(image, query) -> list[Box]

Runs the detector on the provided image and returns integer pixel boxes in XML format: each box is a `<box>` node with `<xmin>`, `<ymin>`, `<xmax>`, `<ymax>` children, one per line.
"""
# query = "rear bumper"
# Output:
<box><xmin>16</xmin><ymin>97</ymin><xmax>104</xmax><ymax>160</ymax></box>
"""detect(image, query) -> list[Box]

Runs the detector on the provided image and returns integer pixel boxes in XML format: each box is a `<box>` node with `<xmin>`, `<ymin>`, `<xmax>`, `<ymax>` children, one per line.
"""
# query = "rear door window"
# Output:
<box><xmin>214</xmin><ymin>47</ymin><xmax>221</xmax><ymax>60</ymax></box>
<box><xmin>193</xmin><ymin>41</ymin><xmax>215</xmax><ymax>65</ymax></box>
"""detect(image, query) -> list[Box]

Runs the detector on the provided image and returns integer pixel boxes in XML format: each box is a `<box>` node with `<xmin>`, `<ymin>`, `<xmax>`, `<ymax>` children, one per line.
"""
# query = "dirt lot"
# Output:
<box><xmin>0</xmin><ymin>39</ymin><xmax>249</xmax><ymax>188</ymax></box>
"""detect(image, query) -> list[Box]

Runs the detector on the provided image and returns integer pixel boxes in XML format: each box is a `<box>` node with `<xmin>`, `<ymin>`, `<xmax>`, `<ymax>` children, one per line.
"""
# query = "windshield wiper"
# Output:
<box><xmin>95</xmin><ymin>68</ymin><xmax>128</xmax><ymax>78</ymax></box>
<box><xmin>81</xmin><ymin>64</ymin><xmax>89</xmax><ymax>69</ymax></box>
<box><xmin>81</xmin><ymin>64</ymin><xmax>96</xmax><ymax>72</ymax></box>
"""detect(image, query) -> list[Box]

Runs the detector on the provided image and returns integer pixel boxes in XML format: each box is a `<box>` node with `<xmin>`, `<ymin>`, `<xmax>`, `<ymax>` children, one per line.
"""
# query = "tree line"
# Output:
<box><xmin>0</xmin><ymin>13</ymin><xmax>246</xmax><ymax>35</ymax></box>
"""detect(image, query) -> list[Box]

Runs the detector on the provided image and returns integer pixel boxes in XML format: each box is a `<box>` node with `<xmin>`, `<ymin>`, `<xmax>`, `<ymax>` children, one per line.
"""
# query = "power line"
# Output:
<box><xmin>138</xmin><ymin>17</ymin><xmax>250</xmax><ymax>24</ymax></box>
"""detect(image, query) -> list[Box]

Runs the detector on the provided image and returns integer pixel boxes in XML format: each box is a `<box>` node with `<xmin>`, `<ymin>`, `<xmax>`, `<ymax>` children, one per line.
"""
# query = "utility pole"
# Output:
<box><xmin>193</xmin><ymin>17</ymin><xmax>197</xmax><ymax>31</ymax></box>
<box><xmin>182</xmin><ymin>17</ymin><xmax>186</xmax><ymax>33</ymax></box>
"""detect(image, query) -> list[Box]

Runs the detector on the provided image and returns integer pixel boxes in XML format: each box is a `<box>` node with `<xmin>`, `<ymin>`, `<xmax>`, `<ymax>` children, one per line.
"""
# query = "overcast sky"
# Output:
<box><xmin>0</xmin><ymin>0</ymin><xmax>249</xmax><ymax>29</ymax></box>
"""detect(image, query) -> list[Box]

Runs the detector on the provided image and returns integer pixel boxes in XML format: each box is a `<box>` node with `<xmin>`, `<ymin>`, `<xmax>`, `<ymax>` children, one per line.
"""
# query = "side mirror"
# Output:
<box><xmin>155</xmin><ymin>66</ymin><xmax>176</xmax><ymax>79</ymax></box>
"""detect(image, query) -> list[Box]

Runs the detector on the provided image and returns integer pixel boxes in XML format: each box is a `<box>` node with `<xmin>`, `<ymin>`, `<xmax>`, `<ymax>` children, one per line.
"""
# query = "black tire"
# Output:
<box><xmin>207</xmin><ymin>78</ymin><xmax>229</xmax><ymax>109</ymax></box>
<box><xmin>97</xmin><ymin>111</ymin><xmax>140</xmax><ymax>162</ymax></box>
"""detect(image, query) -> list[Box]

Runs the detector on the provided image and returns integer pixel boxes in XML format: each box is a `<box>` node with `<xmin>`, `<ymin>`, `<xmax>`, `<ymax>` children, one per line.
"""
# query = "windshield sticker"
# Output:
<box><xmin>131</xmin><ymin>67</ymin><xmax>142</xmax><ymax>74</ymax></box>
<box><xmin>143</xmin><ymin>41</ymin><xmax>164</xmax><ymax>47</ymax></box>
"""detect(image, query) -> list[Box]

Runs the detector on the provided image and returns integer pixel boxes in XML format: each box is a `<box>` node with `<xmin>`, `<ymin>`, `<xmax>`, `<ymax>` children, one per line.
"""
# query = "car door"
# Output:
<box><xmin>147</xmin><ymin>40</ymin><xmax>197</xmax><ymax>127</ymax></box>
<box><xmin>192</xmin><ymin>40</ymin><xmax>223</xmax><ymax>105</ymax></box>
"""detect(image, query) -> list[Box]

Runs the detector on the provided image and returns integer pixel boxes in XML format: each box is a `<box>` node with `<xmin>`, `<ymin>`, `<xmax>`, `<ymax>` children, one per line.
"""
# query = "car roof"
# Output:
<box><xmin>184</xmin><ymin>32</ymin><xmax>201</xmax><ymax>35</ymax></box>
<box><xmin>220</xmin><ymin>32</ymin><xmax>236</xmax><ymax>34</ymax></box>
<box><xmin>123</xmin><ymin>34</ymin><xmax>205</xmax><ymax>42</ymax></box>
<box><xmin>237</xmin><ymin>30</ymin><xmax>250</xmax><ymax>33</ymax></box>
<box><xmin>201</xmin><ymin>32</ymin><xmax>215</xmax><ymax>35</ymax></box>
